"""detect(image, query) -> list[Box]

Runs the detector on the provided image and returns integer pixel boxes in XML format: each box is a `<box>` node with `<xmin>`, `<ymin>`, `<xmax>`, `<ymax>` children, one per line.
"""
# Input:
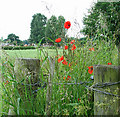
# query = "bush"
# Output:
<box><xmin>48</xmin><ymin>46</ymin><xmax>56</xmax><ymax>49</ymax></box>
<box><xmin>2</xmin><ymin>46</ymin><xmax>36</xmax><ymax>50</ymax></box>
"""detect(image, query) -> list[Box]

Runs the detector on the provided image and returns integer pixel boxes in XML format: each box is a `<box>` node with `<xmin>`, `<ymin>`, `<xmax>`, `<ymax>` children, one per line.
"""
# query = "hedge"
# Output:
<box><xmin>2</xmin><ymin>46</ymin><xmax>36</xmax><ymax>50</ymax></box>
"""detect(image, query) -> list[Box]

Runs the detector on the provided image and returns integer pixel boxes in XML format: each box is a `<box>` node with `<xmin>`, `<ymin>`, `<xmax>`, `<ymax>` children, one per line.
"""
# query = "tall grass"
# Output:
<box><xmin>1</xmin><ymin>37</ymin><xmax>117</xmax><ymax>116</ymax></box>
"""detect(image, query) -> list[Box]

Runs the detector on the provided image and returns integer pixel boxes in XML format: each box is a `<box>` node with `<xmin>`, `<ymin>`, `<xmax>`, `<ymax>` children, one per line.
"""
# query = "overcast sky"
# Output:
<box><xmin>0</xmin><ymin>0</ymin><xmax>96</xmax><ymax>40</ymax></box>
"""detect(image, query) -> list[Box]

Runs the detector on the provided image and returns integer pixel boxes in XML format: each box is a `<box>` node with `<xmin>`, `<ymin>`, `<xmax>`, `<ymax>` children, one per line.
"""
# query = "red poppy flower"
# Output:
<box><xmin>55</xmin><ymin>38</ymin><xmax>61</xmax><ymax>43</ymax></box>
<box><xmin>89</xmin><ymin>48</ymin><xmax>95</xmax><ymax>51</ymax></box>
<box><xmin>88</xmin><ymin>66</ymin><xmax>93</xmax><ymax>74</ymax></box>
<box><xmin>58</xmin><ymin>56</ymin><xmax>64</xmax><ymax>63</ymax></box>
<box><xmin>5</xmin><ymin>80</ymin><xmax>9</xmax><ymax>85</ymax></box>
<box><xmin>69</xmin><ymin>63</ymin><xmax>72</xmax><ymax>67</ymax></box>
<box><xmin>70</xmin><ymin>40</ymin><xmax>75</xmax><ymax>44</ymax></box>
<box><xmin>62</xmin><ymin>60</ymin><xmax>68</xmax><ymax>65</ymax></box>
<box><xmin>64</xmin><ymin>75</ymin><xmax>71</xmax><ymax>80</ymax></box>
<box><xmin>108</xmin><ymin>63</ymin><xmax>112</xmax><ymax>65</ymax></box>
<box><xmin>78</xmin><ymin>98</ymin><xmax>81</xmax><ymax>102</ymax></box>
<box><xmin>64</xmin><ymin>21</ymin><xmax>71</xmax><ymax>29</ymax></box>
<box><xmin>64</xmin><ymin>45</ymin><xmax>68</xmax><ymax>50</ymax></box>
<box><xmin>71</xmin><ymin>44</ymin><xmax>76</xmax><ymax>50</ymax></box>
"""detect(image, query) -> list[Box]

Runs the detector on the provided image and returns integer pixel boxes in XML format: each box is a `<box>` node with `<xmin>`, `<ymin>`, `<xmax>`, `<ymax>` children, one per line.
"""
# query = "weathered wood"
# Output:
<box><xmin>45</xmin><ymin>57</ymin><xmax>55</xmax><ymax>115</ymax></box>
<box><xmin>8</xmin><ymin>58</ymin><xmax>40</xmax><ymax>115</ymax></box>
<box><xmin>93</xmin><ymin>65</ymin><xmax>120</xmax><ymax>115</ymax></box>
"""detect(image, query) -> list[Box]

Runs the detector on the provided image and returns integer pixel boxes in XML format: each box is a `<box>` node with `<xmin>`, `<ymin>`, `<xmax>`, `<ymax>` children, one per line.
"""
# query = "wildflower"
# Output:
<box><xmin>4</xmin><ymin>80</ymin><xmax>9</xmax><ymax>85</ymax></box>
<box><xmin>64</xmin><ymin>75</ymin><xmax>71</xmax><ymax>80</ymax></box>
<box><xmin>71</xmin><ymin>44</ymin><xmax>76</xmax><ymax>50</ymax></box>
<box><xmin>78</xmin><ymin>98</ymin><xmax>81</xmax><ymax>102</ymax></box>
<box><xmin>58</xmin><ymin>56</ymin><xmax>64</xmax><ymax>63</ymax></box>
<box><xmin>89</xmin><ymin>48</ymin><xmax>95</xmax><ymax>51</ymax></box>
<box><xmin>62</xmin><ymin>60</ymin><xmax>68</xmax><ymax>65</ymax></box>
<box><xmin>70</xmin><ymin>40</ymin><xmax>75</xmax><ymax>44</ymax></box>
<box><xmin>64</xmin><ymin>21</ymin><xmax>71</xmax><ymax>29</ymax></box>
<box><xmin>55</xmin><ymin>38</ymin><xmax>61</xmax><ymax>43</ymax></box>
<box><xmin>69</xmin><ymin>63</ymin><xmax>72</xmax><ymax>67</ymax></box>
<box><xmin>64</xmin><ymin>45</ymin><xmax>68</xmax><ymax>50</ymax></box>
<box><xmin>88</xmin><ymin>66</ymin><xmax>93</xmax><ymax>74</ymax></box>
<box><xmin>108</xmin><ymin>63</ymin><xmax>112</xmax><ymax>65</ymax></box>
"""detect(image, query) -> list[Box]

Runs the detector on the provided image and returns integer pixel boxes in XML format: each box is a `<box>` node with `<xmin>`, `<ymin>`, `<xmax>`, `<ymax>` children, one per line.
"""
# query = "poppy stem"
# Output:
<box><xmin>118</xmin><ymin>43</ymin><xmax>120</xmax><ymax>66</ymax></box>
<box><xmin>55</xmin><ymin>44</ymin><xmax>59</xmax><ymax>78</ymax></box>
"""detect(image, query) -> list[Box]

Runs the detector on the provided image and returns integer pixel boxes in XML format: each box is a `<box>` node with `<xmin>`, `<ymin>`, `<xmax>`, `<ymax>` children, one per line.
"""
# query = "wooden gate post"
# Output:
<box><xmin>93</xmin><ymin>65</ymin><xmax>120</xmax><ymax>115</ymax></box>
<box><xmin>8</xmin><ymin>58</ymin><xmax>40</xmax><ymax>115</ymax></box>
<box><xmin>45</xmin><ymin>57</ymin><xmax>55</xmax><ymax>115</ymax></box>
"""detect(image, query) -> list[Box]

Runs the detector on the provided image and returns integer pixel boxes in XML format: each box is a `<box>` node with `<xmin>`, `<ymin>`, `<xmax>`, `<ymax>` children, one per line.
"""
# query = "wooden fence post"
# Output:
<box><xmin>8</xmin><ymin>58</ymin><xmax>40</xmax><ymax>115</ymax></box>
<box><xmin>45</xmin><ymin>57</ymin><xmax>55</xmax><ymax>115</ymax></box>
<box><xmin>93</xmin><ymin>65</ymin><xmax>120</xmax><ymax>115</ymax></box>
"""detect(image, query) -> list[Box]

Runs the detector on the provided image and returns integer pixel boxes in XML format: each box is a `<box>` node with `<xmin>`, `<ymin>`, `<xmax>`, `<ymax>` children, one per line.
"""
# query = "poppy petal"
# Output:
<box><xmin>58</xmin><ymin>56</ymin><xmax>64</xmax><ymax>63</ymax></box>
<box><xmin>64</xmin><ymin>21</ymin><xmax>71</xmax><ymax>29</ymax></box>
<box><xmin>88</xmin><ymin>66</ymin><xmax>93</xmax><ymax>74</ymax></box>
<box><xmin>89</xmin><ymin>48</ymin><xmax>95</xmax><ymax>51</ymax></box>
<box><xmin>62</xmin><ymin>60</ymin><xmax>68</xmax><ymax>65</ymax></box>
<box><xmin>64</xmin><ymin>75</ymin><xmax>71</xmax><ymax>80</ymax></box>
<box><xmin>64</xmin><ymin>45</ymin><xmax>68</xmax><ymax>50</ymax></box>
<box><xmin>71</xmin><ymin>44</ymin><xmax>76</xmax><ymax>50</ymax></box>
<box><xmin>70</xmin><ymin>40</ymin><xmax>75</xmax><ymax>44</ymax></box>
<box><xmin>55</xmin><ymin>38</ymin><xmax>61</xmax><ymax>43</ymax></box>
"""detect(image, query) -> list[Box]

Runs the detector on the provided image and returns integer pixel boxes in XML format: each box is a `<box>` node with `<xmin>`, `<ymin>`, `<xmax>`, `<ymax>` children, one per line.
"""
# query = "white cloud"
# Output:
<box><xmin>0</xmin><ymin>0</ymin><xmax>96</xmax><ymax>40</ymax></box>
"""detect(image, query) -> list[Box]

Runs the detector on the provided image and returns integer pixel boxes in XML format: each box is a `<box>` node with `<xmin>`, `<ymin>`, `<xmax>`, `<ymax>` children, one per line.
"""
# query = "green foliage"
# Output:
<box><xmin>2</xmin><ymin>46</ymin><xmax>36</xmax><ymax>50</ymax></box>
<box><xmin>29</xmin><ymin>14</ymin><xmax>65</xmax><ymax>45</ymax></box>
<box><xmin>4</xmin><ymin>33</ymin><xmax>23</xmax><ymax>45</ymax></box>
<box><xmin>1</xmin><ymin>37</ymin><xmax>117</xmax><ymax>116</ymax></box>
<box><xmin>22</xmin><ymin>40</ymin><xmax>29</xmax><ymax>45</ymax></box>
<box><xmin>57</xmin><ymin>16</ymin><xmax>66</xmax><ymax>38</ymax></box>
<box><xmin>45</xmin><ymin>15</ymin><xmax>65</xmax><ymax>44</ymax></box>
<box><xmin>81</xmin><ymin>2</ymin><xmax>120</xmax><ymax>46</ymax></box>
<box><xmin>29</xmin><ymin>13</ymin><xmax>47</xmax><ymax>44</ymax></box>
<box><xmin>45</xmin><ymin>15</ymin><xmax>57</xmax><ymax>43</ymax></box>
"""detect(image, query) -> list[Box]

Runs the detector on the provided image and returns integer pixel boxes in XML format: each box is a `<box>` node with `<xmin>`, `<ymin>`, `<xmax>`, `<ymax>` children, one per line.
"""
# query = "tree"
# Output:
<box><xmin>95</xmin><ymin>2</ymin><xmax>120</xmax><ymax>45</ymax></box>
<box><xmin>30</xmin><ymin>13</ymin><xmax>47</xmax><ymax>44</ymax></box>
<box><xmin>57</xmin><ymin>16</ymin><xmax>66</xmax><ymax>38</ymax></box>
<box><xmin>81</xmin><ymin>6</ymin><xmax>100</xmax><ymax>37</ymax></box>
<box><xmin>45</xmin><ymin>15</ymin><xmax>65</xmax><ymax>44</ymax></box>
<box><xmin>4</xmin><ymin>33</ymin><xmax>22</xmax><ymax>45</ymax></box>
<box><xmin>81</xmin><ymin>2</ymin><xmax>120</xmax><ymax>45</ymax></box>
<box><xmin>7</xmin><ymin>33</ymin><xmax>19</xmax><ymax>42</ymax></box>
<box><xmin>45</xmin><ymin>15</ymin><xmax>58</xmax><ymax>43</ymax></box>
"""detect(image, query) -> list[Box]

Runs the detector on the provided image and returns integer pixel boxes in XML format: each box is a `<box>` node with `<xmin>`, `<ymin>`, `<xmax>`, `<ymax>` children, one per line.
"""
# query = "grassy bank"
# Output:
<box><xmin>1</xmin><ymin>38</ymin><xmax>118</xmax><ymax>116</ymax></box>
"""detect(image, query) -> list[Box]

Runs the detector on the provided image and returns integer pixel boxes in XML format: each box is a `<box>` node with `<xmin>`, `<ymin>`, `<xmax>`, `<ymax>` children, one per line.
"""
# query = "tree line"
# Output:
<box><xmin>3</xmin><ymin>14</ymin><xmax>66</xmax><ymax>45</ymax></box>
<box><xmin>29</xmin><ymin>14</ymin><xmax>66</xmax><ymax>44</ymax></box>
<box><xmin>3</xmin><ymin>2</ymin><xmax>120</xmax><ymax>46</ymax></box>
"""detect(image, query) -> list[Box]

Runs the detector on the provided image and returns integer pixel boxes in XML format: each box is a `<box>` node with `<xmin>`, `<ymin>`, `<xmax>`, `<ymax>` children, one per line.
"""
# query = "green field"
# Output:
<box><xmin>4</xmin><ymin>48</ymin><xmax>63</xmax><ymax>59</ymax></box>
